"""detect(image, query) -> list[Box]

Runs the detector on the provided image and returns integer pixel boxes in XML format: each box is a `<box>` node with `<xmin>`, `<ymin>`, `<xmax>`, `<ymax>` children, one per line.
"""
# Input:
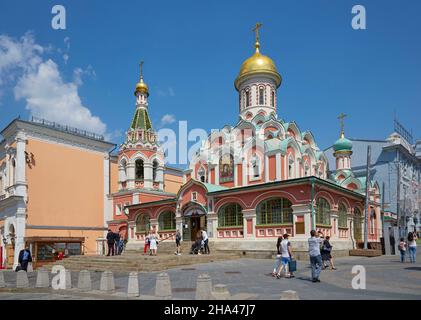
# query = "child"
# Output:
<box><xmin>398</xmin><ymin>237</ymin><xmax>406</xmax><ymax>263</ymax></box>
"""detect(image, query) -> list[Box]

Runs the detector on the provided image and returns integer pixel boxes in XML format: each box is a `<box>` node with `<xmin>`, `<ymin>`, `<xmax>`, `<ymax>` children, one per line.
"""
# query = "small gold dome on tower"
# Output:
<box><xmin>135</xmin><ymin>78</ymin><xmax>149</xmax><ymax>96</ymax></box>
<box><xmin>134</xmin><ymin>61</ymin><xmax>149</xmax><ymax>96</ymax></box>
<box><xmin>234</xmin><ymin>23</ymin><xmax>281</xmax><ymax>90</ymax></box>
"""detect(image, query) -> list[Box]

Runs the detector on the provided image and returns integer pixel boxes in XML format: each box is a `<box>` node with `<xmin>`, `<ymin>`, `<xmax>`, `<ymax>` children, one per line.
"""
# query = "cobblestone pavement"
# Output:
<box><xmin>1</xmin><ymin>252</ymin><xmax>420</xmax><ymax>300</ymax></box>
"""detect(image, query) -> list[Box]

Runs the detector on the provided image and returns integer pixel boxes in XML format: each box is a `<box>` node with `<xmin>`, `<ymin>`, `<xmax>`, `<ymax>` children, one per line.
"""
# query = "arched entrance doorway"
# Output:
<box><xmin>182</xmin><ymin>202</ymin><xmax>207</xmax><ymax>241</ymax></box>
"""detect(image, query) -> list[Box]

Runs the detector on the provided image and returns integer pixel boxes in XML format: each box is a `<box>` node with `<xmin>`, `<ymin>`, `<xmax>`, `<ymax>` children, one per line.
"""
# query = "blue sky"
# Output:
<box><xmin>0</xmin><ymin>0</ymin><xmax>420</xmax><ymax>166</ymax></box>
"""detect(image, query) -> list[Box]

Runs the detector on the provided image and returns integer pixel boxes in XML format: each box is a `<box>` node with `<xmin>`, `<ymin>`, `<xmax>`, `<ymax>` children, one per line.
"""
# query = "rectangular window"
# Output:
<box><xmin>246</xmin><ymin>91</ymin><xmax>250</xmax><ymax>107</ymax></box>
<box><xmin>192</xmin><ymin>192</ymin><xmax>198</xmax><ymax>202</ymax></box>
<box><xmin>271</xmin><ymin>91</ymin><xmax>274</xmax><ymax>107</ymax></box>
<box><xmin>259</xmin><ymin>88</ymin><xmax>264</xmax><ymax>105</ymax></box>
<box><xmin>116</xmin><ymin>204</ymin><xmax>122</xmax><ymax>216</ymax></box>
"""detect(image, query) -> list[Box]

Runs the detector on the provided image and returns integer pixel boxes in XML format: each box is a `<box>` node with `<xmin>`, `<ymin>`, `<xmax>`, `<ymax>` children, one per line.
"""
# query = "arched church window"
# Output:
<box><xmin>288</xmin><ymin>155</ymin><xmax>295</xmax><ymax>179</ymax></box>
<box><xmin>251</xmin><ymin>154</ymin><xmax>260</xmax><ymax>178</ymax></box>
<box><xmin>135</xmin><ymin>159</ymin><xmax>144</xmax><ymax>180</ymax></box>
<box><xmin>304</xmin><ymin>161</ymin><xmax>310</xmax><ymax>177</ymax></box>
<box><xmin>120</xmin><ymin>159</ymin><xmax>127</xmax><ymax>181</ymax></box>
<box><xmin>256</xmin><ymin>198</ymin><xmax>293</xmax><ymax>225</ymax></box>
<box><xmin>271</xmin><ymin>91</ymin><xmax>275</xmax><ymax>107</ymax></box>
<box><xmin>158</xmin><ymin>211</ymin><xmax>176</xmax><ymax>230</ymax></box>
<box><xmin>259</xmin><ymin>87</ymin><xmax>264</xmax><ymax>105</ymax></box>
<box><xmin>136</xmin><ymin>213</ymin><xmax>150</xmax><ymax>233</ymax></box>
<box><xmin>218</xmin><ymin>203</ymin><xmax>243</xmax><ymax>227</ymax></box>
<box><xmin>338</xmin><ymin>203</ymin><xmax>348</xmax><ymax>228</ymax></box>
<box><xmin>316</xmin><ymin>197</ymin><xmax>331</xmax><ymax>226</ymax></box>
<box><xmin>370</xmin><ymin>210</ymin><xmax>376</xmax><ymax>234</ymax></box>
<box><xmin>246</xmin><ymin>90</ymin><xmax>251</xmax><ymax>107</ymax></box>
<box><xmin>198</xmin><ymin>167</ymin><xmax>206</xmax><ymax>183</ymax></box>
<box><xmin>152</xmin><ymin>160</ymin><xmax>158</xmax><ymax>181</ymax></box>
<box><xmin>353</xmin><ymin>207</ymin><xmax>363</xmax><ymax>241</ymax></box>
<box><xmin>219</xmin><ymin>154</ymin><xmax>234</xmax><ymax>183</ymax></box>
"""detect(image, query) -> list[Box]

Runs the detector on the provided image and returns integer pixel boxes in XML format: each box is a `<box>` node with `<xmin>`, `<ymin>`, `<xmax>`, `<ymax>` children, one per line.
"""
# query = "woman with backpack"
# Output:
<box><xmin>407</xmin><ymin>232</ymin><xmax>417</xmax><ymax>263</ymax></box>
<box><xmin>398</xmin><ymin>237</ymin><xmax>407</xmax><ymax>263</ymax></box>
<box><xmin>321</xmin><ymin>236</ymin><xmax>336</xmax><ymax>270</ymax></box>
<box><xmin>276</xmin><ymin>233</ymin><xmax>294</xmax><ymax>279</ymax></box>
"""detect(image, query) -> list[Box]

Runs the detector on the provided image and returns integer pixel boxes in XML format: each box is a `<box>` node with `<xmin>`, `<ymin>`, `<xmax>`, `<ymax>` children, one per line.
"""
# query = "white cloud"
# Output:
<box><xmin>63</xmin><ymin>53</ymin><xmax>69</xmax><ymax>64</ymax></box>
<box><xmin>0</xmin><ymin>32</ymin><xmax>107</xmax><ymax>136</ymax></box>
<box><xmin>14</xmin><ymin>59</ymin><xmax>107</xmax><ymax>135</ymax></box>
<box><xmin>160</xmin><ymin>114</ymin><xmax>176</xmax><ymax>125</ymax></box>
<box><xmin>0</xmin><ymin>32</ymin><xmax>43</xmax><ymax>86</ymax></box>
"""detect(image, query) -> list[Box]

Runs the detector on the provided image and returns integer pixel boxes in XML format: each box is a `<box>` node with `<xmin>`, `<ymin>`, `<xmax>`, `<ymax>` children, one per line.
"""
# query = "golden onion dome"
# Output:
<box><xmin>134</xmin><ymin>77</ymin><xmax>149</xmax><ymax>96</ymax></box>
<box><xmin>134</xmin><ymin>61</ymin><xmax>149</xmax><ymax>96</ymax></box>
<box><xmin>234</xmin><ymin>40</ymin><xmax>282</xmax><ymax>90</ymax></box>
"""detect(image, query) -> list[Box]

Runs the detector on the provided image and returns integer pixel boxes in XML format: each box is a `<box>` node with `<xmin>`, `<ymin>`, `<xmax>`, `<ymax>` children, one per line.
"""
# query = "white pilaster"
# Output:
<box><xmin>13</xmin><ymin>206</ymin><xmax>26</xmax><ymax>269</ymax></box>
<box><xmin>242</xmin><ymin>208</ymin><xmax>256</xmax><ymax>239</ymax></box>
<box><xmin>14</xmin><ymin>131</ymin><xmax>27</xmax><ymax>199</ymax></box>
<box><xmin>144</xmin><ymin>163</ymin><xmax>153</xmax><ymax>189</ymax></box>
<box><xmin>276</xmin><ymin>153</ymin><xmax>281</xmax><ymax>181</ymax></box>
<box><xmin>264</xmin><ymin>155</ymin><xmax>269</xmax><ymax>182</ymax></box>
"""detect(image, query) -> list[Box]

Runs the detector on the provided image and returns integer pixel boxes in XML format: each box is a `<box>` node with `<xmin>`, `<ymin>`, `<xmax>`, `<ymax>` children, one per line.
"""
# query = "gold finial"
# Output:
<box><xmin>252</xmin><ymin>23</ymin><xmax>262</xmax><ymax>53</ymax></box>
<box><xmin>139</xmin><ymin>60</ymin><xmax>144</xmax><ymax>79</ymax></box>
<box><xmin>338</xmin><ymin>113</ymin><xmax>347</xmax><ymax>138</ymax></box>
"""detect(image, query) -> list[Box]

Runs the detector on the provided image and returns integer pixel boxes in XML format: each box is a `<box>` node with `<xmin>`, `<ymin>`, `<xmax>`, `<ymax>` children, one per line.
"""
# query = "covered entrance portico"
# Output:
<box><xmin>181</xmin><ymin>202</ymin><xmax>207</xmax><ymax>241</ymax></box>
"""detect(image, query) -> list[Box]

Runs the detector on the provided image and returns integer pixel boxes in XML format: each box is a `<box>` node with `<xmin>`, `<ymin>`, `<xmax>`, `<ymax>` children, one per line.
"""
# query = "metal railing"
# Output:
<box><xmin>30</xmin><ymin>116</ymin><xmax>105</xmax><ymax>141</ymax></box>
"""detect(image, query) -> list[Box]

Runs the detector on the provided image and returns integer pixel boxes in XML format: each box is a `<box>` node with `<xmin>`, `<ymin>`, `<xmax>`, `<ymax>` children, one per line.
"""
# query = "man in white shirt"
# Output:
<box><xmin>308</xmin><ymin>230</ymin><xmax>324</xmax><ymax>282</ymax></box>
<box><xmin>202</xmin><ymin>229</ymin><xmax>210</xmax><ymax>254</ymax></box>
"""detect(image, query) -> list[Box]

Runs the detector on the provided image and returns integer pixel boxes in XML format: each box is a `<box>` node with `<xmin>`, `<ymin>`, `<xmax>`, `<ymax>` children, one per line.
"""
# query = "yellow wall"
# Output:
<box><xmin>25</xmin><ymin>138</ymin><xmax>106</xmax><ymax>254</ymax></box>
<box><xmin>164</xmin><ymin>173</ymin><xmax>183</xmax><ymax>194</ymax></box>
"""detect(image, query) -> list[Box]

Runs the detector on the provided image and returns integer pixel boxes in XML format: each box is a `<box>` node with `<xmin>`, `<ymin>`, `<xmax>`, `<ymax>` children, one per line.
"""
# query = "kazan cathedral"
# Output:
<box><xmin>108</xmin><ymin>26</ymin><xmax>382</xmax><ymax>255</ymax></box>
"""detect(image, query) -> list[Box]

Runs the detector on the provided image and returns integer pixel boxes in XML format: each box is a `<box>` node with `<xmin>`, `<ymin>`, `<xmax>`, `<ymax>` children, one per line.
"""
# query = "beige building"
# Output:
<box><xmin>0</xmin><ymin>117</ymin><xmax>116</xmax><ymax>268</ymax></box>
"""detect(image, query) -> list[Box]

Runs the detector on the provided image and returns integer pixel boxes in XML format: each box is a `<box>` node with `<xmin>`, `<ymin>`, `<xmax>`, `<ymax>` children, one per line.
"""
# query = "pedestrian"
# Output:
<box><xmin>321</xmin><ymin>236</ymin><xmax>336</xmax><ymax>270</ymax></box>
<box><xmin>106</xmin><ymin>229</ymin><xmax>115</xmax><ymax>256</ymax></box>
<box><xmin>407</xmin><ymin>232</ymin><xmax>417</xmax><ymax>263</ymax></box>
<box><xmin>196</xmin><ymin>230</ymin><xmax>203</xmax><ymax>255</ymax></box>
<box><xmin>17</xmin><ymin>245</ymin><xmax>32</xmax><ymax>272</ymax></box>
<box><xmin>276</xmin><ymin>233</ymin><xmax>294</xmax><ymax>279</ymax></box>
<box><xmin>175</xmin><ymin>229</ymin><xmax>182</xmax><ymax>255</ymax></box>
<box><xmin>143</xmin><ymin>232</ymin><xmax>150</xmax><ymax>255</ymax></box>
<box><xmin>114</xmin><ymin>232</ymin><xmax>120</xmax><ymax>255</ymax></box>
<box><xmin>118</xmin><ymin>234</ymin><xmax>125</xmax><ymax>255</ymax></box>
<box><xmin>149</xmin><ymin>231</ymin><xmax>158</xmax><ymax>256</ymax></box>
<box><xmin>272</xmin><ymin>236</ymin><xmax>283</xmax><ymax>277</ymax></box>
<box><xmin>398</xmin><ymin>237</ymin><xmax>407</xmax><ymax>263</ymax></box>
<box><xmin>308</xmin><ymin>230</ymin><xmax>324</xmax><ymax>283</ymax></box>
<box><xmin>202</xmin><ymin>229</ymin><xmax>210</xmax><ymax>254</ymax></box>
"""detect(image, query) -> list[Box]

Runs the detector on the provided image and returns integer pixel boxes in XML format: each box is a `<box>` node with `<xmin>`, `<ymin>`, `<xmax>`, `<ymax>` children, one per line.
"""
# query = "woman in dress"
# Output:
<box><xmin>149</xmin><ymin>232</ymin><xmax>158</xmax><ymax>256</ymax></box>
<box><xmin>321</xmin><ymin>236</ymin><xmax>336</xmax><ymax>270</ymax></box>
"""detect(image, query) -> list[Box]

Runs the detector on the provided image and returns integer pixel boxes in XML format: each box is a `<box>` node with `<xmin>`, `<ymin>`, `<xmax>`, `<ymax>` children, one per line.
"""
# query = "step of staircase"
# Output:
<box><xmin>42</xmin><ymin>251</ymin><xmax>241</xmax><ymax>272</ymax></box>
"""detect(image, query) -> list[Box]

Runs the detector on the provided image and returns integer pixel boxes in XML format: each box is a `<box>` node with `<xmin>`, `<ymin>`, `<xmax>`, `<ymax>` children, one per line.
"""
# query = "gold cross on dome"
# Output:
<box><xmin>338</xmin><ymin>112</ymin><xmax>347</xmax><ymax>137</ymax></box>
<box><xmin>252</xmin><ymin>23</ymin><xmax>262</xmax><ymax>42</ymax></box>
<box><xmin>139</xmin><ymin>60</ymin><xmax>144</xmax><ymax>78</ymax></box>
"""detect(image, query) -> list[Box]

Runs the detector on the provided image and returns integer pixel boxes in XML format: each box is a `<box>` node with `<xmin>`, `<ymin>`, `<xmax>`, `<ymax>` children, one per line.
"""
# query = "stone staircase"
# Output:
<box><xmin>42</xmin><ymin>241</ymin><xmax>241</xmax><ymax>272</ymax></box>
